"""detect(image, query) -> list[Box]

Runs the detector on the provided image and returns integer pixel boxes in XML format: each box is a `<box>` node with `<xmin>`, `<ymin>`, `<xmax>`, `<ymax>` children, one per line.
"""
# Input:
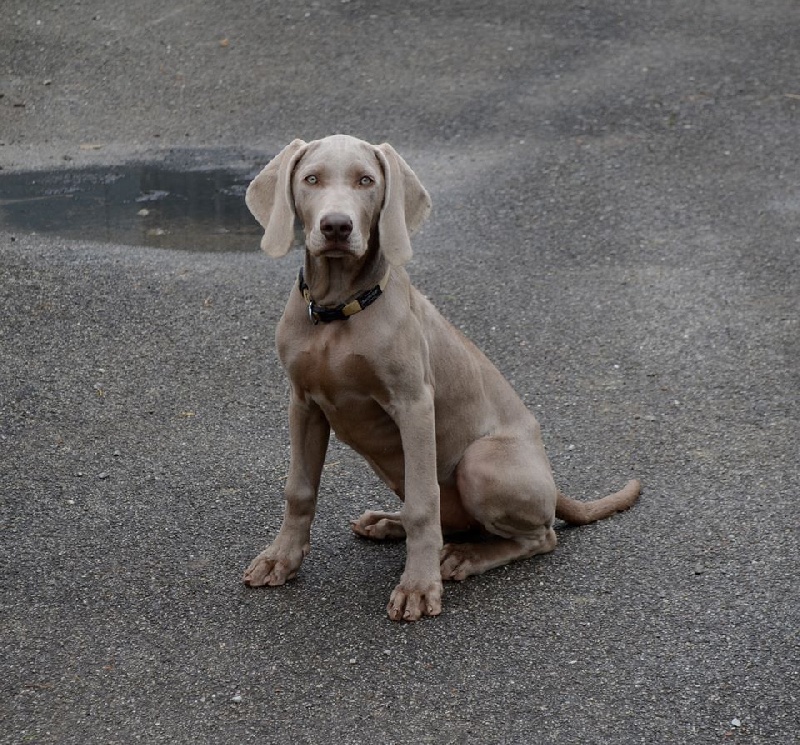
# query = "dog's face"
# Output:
<box><xmin>291</xmin><ymin>136</ymin><xmax>386</xmax><ymax>260</ymax></box>
<box><xmin>245</xmin><ymin>134</ymin><xmax>431</xmax><ymax>265</ymax></box>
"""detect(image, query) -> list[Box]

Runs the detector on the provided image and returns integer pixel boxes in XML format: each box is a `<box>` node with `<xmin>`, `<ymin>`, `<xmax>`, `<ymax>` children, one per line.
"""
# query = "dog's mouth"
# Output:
<box><xmin>307</xmin><ymin>225</ymin><xmax>363</xmax><ymax>258</ymax></box>
<box><xmin>316</xmin><ymin>239</ymin><xmax>353</xmax><ymax>257</ymax></box>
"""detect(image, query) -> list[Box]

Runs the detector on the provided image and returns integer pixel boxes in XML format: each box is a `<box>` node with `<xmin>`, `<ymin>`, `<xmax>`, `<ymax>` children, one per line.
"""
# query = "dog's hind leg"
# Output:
<box><xmin>440</xmin><ymin>429</ymin><xmax>558</xmax><ymax>581</ymax></box>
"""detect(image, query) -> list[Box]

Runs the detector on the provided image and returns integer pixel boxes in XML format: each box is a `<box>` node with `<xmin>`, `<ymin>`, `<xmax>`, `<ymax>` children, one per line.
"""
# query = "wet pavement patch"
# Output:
<box><xmin>0</xmin><ymin>159</ymin><xmax>265</xmax><ymax>252</ymax></box>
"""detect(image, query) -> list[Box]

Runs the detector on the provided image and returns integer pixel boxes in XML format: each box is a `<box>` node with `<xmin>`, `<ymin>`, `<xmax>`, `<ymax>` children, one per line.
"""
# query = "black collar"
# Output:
<box><xmin>298</xmin><ymin>267</ymin><xmax>392</xmax><ymax>324</ymax></box>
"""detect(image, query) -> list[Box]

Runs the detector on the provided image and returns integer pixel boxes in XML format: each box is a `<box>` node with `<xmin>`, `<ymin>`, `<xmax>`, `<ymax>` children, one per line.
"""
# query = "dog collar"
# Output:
<box><xmin>298</xmin><ymin>266</ymin><xmax>392</xmax><ymax>324</ymax></box>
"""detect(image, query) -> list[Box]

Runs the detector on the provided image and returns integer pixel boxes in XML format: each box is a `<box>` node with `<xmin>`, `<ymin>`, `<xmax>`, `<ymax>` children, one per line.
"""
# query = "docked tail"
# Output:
<box><xmin>556</xmin><ymin>479</ymin><xmax>641</xmax><ymax>526</ymax></box>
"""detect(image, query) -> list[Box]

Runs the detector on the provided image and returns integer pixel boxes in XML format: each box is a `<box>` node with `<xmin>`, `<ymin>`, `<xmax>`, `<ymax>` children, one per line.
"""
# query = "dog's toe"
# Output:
<box><xmin>351</xmin><ymin>511</ymin><xmax>406</xmax><ymax>540</ymax></box>
<box><xmin>387</xmin><ymin>579</ymin><xmax>442</xmax><ymax>622</ymax></box>
<box><xmin>243</xmin><ymin>547</ymin><xmax>304</xmax><ymax>587</ymax></box>
<box><xmin>440</xmin><ymin>544</ymin><xmax>475</xmax><ymax>582</ymax></box>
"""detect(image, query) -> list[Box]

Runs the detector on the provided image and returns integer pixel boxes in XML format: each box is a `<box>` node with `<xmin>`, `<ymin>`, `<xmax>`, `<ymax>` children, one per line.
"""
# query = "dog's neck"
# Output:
<box><xmin>301</xmin><ymin>246</ymin><xmax>389</xmax><ymax>309</ymax></box>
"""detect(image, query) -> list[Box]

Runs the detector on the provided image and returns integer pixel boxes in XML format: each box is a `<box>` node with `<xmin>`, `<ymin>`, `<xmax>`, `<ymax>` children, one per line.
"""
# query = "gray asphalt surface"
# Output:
<box><xmin>2</xmin><ymin>1</ymin><xmax>798</xmax><ymax>743</ymax></box>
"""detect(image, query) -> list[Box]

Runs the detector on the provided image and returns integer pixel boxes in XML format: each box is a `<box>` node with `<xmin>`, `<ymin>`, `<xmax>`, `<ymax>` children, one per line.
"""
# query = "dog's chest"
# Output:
<box><xmin>281</xmin><ymin>332</ymin><xmax>403</xmax><ymax>469</ymax></box>
<box><xmin>281</xmin><ymin>330</ymin><xmax>390</xmax><ymax>413</ymax></box>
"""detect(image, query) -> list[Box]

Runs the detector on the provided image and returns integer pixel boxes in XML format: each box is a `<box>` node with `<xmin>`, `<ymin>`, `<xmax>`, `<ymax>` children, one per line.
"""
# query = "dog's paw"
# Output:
<box><xmin>439</xmin><ymin>543</ymin><xmax>481</xmax><ymax>582</ymax></box>
<box><xmin>350</xmin><ymin>510</ymin><xmax>406</xmax><ymax>540</ymax></box>
<box><xmin>387</xmin><ymin>577</ymin><xmax>443</xmax><ymax>622</ymax></box>
<box><xmin>243</xmin><ymin>543</ymin><xmax>307</xmax><ymax>587</ymax></box>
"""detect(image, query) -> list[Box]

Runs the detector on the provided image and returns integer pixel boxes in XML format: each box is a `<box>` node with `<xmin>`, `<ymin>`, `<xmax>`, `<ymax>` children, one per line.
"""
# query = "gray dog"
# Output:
<box><xmin>243</xmin><ymin>135</ymin><xmax>640</xmax><ymax>621</ymax></box>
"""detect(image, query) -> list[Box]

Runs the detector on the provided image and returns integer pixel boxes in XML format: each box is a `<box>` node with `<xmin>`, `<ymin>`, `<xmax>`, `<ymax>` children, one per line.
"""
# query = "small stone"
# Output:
<box><xmin>98</xmin><ymin>472</ymin><xmax>109</xmax><ymax>480</ymax></box>
<box><xmin>231</xmin><ymin>694</ymin><xmax>242</xmax><ymax>703</ymax></box>
<box><xmin>731</xmin><ymin>718</ymin><xmax>741</xmax><ymax>728</ymax></box>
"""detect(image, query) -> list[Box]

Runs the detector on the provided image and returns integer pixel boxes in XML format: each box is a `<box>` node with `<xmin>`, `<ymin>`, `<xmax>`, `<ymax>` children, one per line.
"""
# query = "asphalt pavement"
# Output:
<box><xmin>1</xmin><ymin>1</ymin><xmax>798</xmax><ymax>743</ymax></box>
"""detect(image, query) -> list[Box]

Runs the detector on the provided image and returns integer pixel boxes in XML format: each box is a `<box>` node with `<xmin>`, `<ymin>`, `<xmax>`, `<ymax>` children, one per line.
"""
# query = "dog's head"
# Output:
<box><xmin>245</xmin><ymin>135</ymin><xmax>431</xmax><ymax>265</ymax></box>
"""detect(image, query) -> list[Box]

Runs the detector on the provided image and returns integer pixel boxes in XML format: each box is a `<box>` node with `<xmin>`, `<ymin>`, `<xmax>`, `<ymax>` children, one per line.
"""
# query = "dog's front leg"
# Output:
<box><xmin>386</xmin><ymin>386</ymin><xmax>444</xmax><ymax>621</ymax></box>
<box><xmin>243</xmin><ymin>393</ymin><xmax>330</xmax><ymax>587</ymax></box>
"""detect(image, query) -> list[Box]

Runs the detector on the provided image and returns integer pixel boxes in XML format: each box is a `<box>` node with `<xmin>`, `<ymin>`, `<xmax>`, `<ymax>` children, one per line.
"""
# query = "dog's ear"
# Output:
<box><xmin>375</xmin><ymin>143</ymin><xmax>432</xmax><ymax>266</ymax></box>
<box><xmin>245</xmin><ymin>139</ymin><xmax>308</xmax><ymax>257</ymax></box>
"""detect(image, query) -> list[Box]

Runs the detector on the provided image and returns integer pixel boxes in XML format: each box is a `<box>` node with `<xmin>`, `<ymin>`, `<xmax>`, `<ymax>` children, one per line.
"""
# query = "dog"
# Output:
<box><xmin>243</xmin><ymin>134</ymin><xmax>640</xmax><ymax>621</ymax></box>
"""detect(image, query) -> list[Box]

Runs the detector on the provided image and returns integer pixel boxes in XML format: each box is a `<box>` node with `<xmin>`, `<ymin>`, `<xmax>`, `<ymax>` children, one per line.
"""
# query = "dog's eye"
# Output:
<box><xmin>304</xmin><ymin>175</ymin><xmax>319</xmax><ymax>185</ymax></box>
<box><xmin>359</xmin><ymin>175</ymin><xmax>374</xmax><ymax>186</ymax></box>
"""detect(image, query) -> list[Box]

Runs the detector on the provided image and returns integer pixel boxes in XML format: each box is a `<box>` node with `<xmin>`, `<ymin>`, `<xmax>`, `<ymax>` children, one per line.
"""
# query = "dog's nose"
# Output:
<box><xmin>320</xmin><ymin>213</ymin><xmax>353</xmax><ymax>241</ymax></box>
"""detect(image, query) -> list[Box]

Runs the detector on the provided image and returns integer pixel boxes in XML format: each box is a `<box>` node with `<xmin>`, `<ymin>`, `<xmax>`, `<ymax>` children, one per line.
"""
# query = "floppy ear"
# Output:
<box><xmin>245</xmin><ymin>139</ymin><xmax>308</xmax><ymax>257</ymax></box>
<box><xmin>375</xmin><ymin>143</ymin><xmax>432</xmax><ymax>266</ymax></box>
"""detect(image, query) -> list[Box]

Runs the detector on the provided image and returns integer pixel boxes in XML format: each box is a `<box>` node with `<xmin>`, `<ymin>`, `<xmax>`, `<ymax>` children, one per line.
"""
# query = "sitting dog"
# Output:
<box><xmin>243</xmin><ymin>134</ymin><xmax>640</xmax><ymax>621</ymax></box>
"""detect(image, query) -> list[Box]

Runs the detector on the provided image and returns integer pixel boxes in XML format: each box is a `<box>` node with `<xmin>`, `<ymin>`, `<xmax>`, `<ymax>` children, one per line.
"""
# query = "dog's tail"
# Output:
<box><xmin>555</xmin><ymin>479</ymin><xmax>641</xmax><ymax>525</ymax></box>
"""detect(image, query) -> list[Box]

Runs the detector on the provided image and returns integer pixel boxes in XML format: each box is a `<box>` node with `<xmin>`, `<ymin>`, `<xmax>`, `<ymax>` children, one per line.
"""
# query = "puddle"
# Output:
<box><xmin>0</xmin><ymin>160</ymin><xmax>266</xmax><ymax>252</ymax></box>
